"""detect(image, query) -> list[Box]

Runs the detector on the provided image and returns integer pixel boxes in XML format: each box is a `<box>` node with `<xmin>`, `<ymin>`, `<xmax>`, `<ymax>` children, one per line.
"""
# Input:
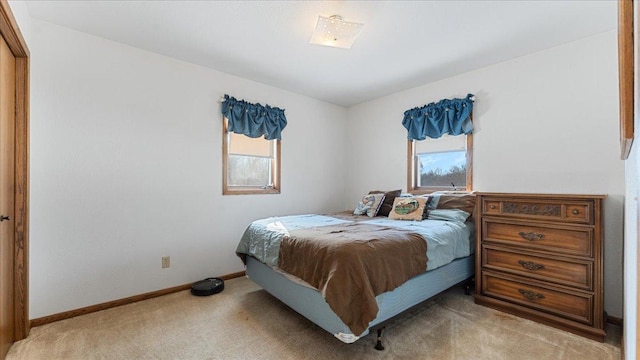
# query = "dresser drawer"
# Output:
<box><xmin>482</xmin><ymin>219</ymin><xmax>593</xmax><ymax>257</ymax></box>
<box><xmin>481</xmin><ymin>198</ymin><xmax>592</xmax><ymax>224</ymax></box>
<box><xmin>482</xmin><ymin>245</ymin><xmax>593</xmax><ymax>289</ymax></box>
<box><xmin>482</xmin><ymin>272</ymin><xmax>593</xmax><ymax>324</ymax></box>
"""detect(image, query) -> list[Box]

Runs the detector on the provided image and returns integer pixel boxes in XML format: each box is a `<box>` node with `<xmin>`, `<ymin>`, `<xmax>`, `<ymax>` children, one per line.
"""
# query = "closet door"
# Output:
<box><xmin>0</xmin><ymin>34</ymin><xmax>16</xmax><ymax>359</ymax></box>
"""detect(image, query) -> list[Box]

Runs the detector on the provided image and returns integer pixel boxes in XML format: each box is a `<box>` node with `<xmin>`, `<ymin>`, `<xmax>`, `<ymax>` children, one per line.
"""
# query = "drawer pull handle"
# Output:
<box><xmin>518</xmin><ymin>289</ymin><xmax>545</xmax><ymax>302</ymax></box>
<box><xmin>517</xmin><ymin>260</ymin><xmax>545</xmax><ymax>271</ymax></box>
<box><xmin>518</xmin><ymin>231</ymin><xmax>545</xmax><ymax>241</ymax></box>
<box><xmin>572</xmin><ymin>209</ymin><xmax>579</xmax><ymax>215</ymax></box>
<box><xmin>490</xmin><ymin>205</ymin><xmax>496</xmax><ymax>209</ymax></box>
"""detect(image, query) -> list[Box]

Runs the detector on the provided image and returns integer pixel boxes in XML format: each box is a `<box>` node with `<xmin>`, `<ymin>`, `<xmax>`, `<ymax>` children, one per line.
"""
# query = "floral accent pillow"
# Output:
<box><xmin>368</xmin><ymin>189</ymin><xmax>402</xmax><ymax>217</ymax></box>
<box><xmin>389</xmin><ymin>197</ymin><xmax>429</xmax><ymax>221</ymax></box>
<box><xmin>353</xmin><ymin>193</ymin><xmax>386</xmax><ymax>217</ymax></box>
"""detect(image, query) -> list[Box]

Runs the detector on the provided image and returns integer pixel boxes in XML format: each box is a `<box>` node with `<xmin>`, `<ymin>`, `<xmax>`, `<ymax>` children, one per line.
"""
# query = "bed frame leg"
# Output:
<box><xmin>464</xmin><ymin>278</ymin><xmax>475</xmax><ymax>295</ymax></box>
<box><xmin>374</xmin><ymin>327</ymin><xmax>385</xmax><ymax>351</ymax></box>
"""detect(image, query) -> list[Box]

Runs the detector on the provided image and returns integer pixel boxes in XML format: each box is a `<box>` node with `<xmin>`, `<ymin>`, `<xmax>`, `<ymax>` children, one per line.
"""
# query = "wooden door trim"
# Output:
<box><xmin>0</xmin><ymin>0</ymin><xmax>29</xmax><ymax>341</ymax></box>
<box><xmin>13</xmin><ymin>55</ymin><xmax>28</xmax><ymax>341</ymax></box>
<box><xmin>0</xmin><ymin>1</ymin><xmax>27</xmax><ymax>58</ymax></box>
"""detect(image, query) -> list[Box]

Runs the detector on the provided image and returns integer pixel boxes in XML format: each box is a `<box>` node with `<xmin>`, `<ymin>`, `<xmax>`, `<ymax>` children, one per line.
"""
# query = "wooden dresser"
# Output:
<box><xmin>473</xmin><ymin>193</ymin><xmax>606</xmax><ymax>341</ymax></box>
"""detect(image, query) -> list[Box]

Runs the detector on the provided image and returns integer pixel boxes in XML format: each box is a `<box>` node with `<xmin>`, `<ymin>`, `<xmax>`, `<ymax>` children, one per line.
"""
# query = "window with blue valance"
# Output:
<box><xmin>402</xmin><ymin>94</ymin><xmax>475</xmax><ymax>140</ymax></box>
<box><xmin>221</xmin><ymin>94</ymin><xmax>288</xmax><ymax>140</ymax></box>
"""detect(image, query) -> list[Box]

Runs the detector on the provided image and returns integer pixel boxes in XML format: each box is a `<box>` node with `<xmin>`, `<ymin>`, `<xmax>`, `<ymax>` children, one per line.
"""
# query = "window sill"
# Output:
<box><xmin>223</xmin><ymin>187</ymin><xmax>280</xmax><ymax>195</ymax></box>
<box><xmin>410</xmin><ymin>186</ymin><xmax>471</xmax><ymax>195</ymax></box>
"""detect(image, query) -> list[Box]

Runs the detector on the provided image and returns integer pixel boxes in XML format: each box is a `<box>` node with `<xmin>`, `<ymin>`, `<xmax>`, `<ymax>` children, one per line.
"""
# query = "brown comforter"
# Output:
<box><xmin>277</xmin><ymin>222</ymin><xmax>427</xmax><ymax>336</ymax></box>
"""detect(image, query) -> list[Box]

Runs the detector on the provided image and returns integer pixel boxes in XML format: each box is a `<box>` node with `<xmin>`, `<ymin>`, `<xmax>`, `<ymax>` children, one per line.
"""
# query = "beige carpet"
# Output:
<box><xmin>7</xmin><ymin>276</ymin><xmax>620</xmax><ymax>360</ymax></box>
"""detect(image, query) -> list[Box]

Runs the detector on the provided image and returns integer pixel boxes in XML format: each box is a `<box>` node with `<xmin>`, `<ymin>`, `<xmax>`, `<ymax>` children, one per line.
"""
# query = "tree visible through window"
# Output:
<box><xmin>418</xmin><ymin>150</ymin><xmax>467</xmax><ymax>189</ymax></box>
<box><xmin>227</xmin><ymin>154</ymin><xmax>271</xmax><ymax>187</ymax></box>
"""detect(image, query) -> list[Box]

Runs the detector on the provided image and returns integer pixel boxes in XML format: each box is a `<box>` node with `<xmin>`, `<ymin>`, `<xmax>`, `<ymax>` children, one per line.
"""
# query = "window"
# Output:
<box><xmin>407</xmin><ymin>133</ymin><xmax>472</xmax><ymax>193</ymax></box>
<box><xmin>223</xmin><ymin>118</ymin><xmax>280</xmax><ymax>195</ymax></box>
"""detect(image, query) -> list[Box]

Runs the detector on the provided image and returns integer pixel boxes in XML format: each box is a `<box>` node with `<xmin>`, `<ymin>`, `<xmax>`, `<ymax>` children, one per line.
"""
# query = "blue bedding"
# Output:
<box><xmin>236</xmin><ymin>213</ymin><xmax>474</xmax><ymax>271</ymax></box>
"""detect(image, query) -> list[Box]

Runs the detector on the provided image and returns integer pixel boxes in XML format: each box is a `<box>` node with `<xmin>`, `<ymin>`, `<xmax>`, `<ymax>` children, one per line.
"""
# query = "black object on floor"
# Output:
<box><xmin>191</xmin><ymin>278</ymin><xmax>225</xmax><ymax>296</ymax></box>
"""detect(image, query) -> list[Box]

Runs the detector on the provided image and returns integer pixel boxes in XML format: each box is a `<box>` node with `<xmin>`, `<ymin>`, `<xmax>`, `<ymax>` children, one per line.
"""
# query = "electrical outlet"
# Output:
<box><xmin>162</xmin><ymin>256</ymin><xmax>170</xmax><ymax>269</ymax></box>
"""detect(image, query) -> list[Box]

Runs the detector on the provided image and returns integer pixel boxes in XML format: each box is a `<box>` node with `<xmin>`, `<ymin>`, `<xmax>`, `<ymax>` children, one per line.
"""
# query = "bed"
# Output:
<box><xmin>235</xmin><ymin>192</ymin><xmax>476</xmax><ymax>349</ymax></box>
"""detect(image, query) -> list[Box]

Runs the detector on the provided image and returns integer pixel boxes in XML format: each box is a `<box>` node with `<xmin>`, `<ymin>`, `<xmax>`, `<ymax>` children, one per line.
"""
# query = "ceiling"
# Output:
<box><xmin>24</xmin><ymin>1</ymin><xmax>617</xmax><ymax>107</ymax></box>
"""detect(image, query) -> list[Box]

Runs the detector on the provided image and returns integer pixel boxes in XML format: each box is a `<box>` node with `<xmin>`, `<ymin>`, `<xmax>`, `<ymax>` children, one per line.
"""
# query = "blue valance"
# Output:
<box><xmin>402</xmin><ymin>94</ymin><xmax>475</xmax><ymax>140</ymax></box>
<box><xmin>221</xmin><ymin>94</ymin><xmax>287</xmax><ymax>140</ymax></box>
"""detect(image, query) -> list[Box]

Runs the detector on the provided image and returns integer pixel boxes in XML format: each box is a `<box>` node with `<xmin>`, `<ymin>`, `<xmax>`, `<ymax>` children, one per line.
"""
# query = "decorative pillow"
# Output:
<box><xmin>389</xmin><ymin>197</ymin><xmax>429</xmax><ymax>221</ymax></box>
<box><xmin>353</xmin><ymin>193</ymin><xmax>386</xmax><ymax>217</ymax></box>
<box><xmin>428</xmin><ymin>191</ymin><xmax>476</xmax><ymax>216</ymax></box>
<box><xmin>368</xmin><ymin>189</ymin><xmax>402</xmax><ymax>217</ymax></box>
<box><xmin>417</xmin><ymin>195</ymin><xmax>432</xmax><ymax>219</ymax></box>
<box><xmin>427</xmin><ymin>209</ymin><xmax>471</xmax><ymax>223</ymax></box>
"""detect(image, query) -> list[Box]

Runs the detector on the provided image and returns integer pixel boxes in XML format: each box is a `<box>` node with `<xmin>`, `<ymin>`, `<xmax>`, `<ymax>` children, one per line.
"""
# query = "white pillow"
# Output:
<box><xmin>427</xmin><ymin>209</ymin><xmax>471</xmax><ymax>223</ymax></box>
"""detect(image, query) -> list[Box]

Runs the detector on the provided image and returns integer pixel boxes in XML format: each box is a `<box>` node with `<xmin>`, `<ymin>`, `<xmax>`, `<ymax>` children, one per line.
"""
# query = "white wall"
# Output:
<box><xmin>622</xmin><ymin>5</ymin><xmax>640</xmax><ymax>358</ymax></box>
<box><xmin>623</xmin><ymin>110</ymin><xmax>639</xmax><ymax>359</ymax></box>
<box><xmin>27</xmin><ymin>19</ymin><xmax>347</xmax><ymax>318</ymax></box>
<box><xmin>346</xmin><ymin>31</ymin><xmax>625</xmax><ymax>317</ymax></box>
